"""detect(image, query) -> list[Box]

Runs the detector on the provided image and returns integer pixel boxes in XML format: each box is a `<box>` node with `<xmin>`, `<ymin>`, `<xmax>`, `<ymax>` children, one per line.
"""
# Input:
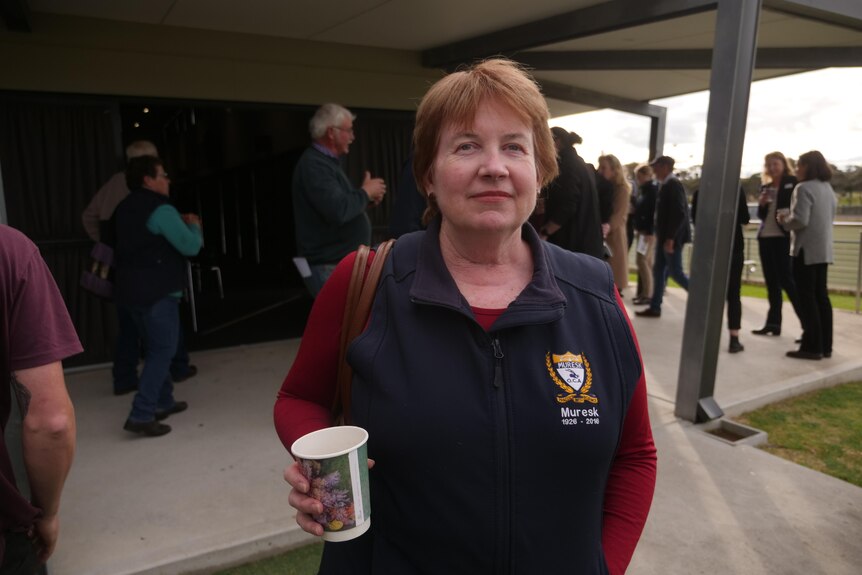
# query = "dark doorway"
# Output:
<box><xmin>1</xmin><ymin>92</ymin><xmax>415</xmax><ymax>366</ymax></box>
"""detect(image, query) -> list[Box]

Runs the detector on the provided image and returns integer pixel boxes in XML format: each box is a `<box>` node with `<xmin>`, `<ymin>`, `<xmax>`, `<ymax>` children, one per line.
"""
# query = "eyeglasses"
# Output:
<box><xmin>333</xmin><ymin>126</ymin><xmax>354</xmax><ymax>135</ymax></box>
<box><xmin>157</xmin><ymin>172</ymin><xmax>170</xmax><ymax>179</ymax></box>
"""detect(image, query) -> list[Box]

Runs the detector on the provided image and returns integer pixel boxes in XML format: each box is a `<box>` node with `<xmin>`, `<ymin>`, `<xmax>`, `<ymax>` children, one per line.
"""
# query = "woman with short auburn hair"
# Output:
<box><xmin>276</xmin><ymin>58</ymin><xmax>656</xmax><ymax>574</ymax></box>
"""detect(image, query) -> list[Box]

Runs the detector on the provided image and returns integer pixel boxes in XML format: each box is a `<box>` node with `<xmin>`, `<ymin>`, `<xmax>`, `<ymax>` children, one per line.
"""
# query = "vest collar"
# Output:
<box><xmin>408</xmin><ymin>218</ymin><xmax>567</xmax><ymax>325</ymax></box>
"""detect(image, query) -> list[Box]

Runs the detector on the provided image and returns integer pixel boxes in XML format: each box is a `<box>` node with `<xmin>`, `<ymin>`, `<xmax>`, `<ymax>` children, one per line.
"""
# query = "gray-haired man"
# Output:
<box><xmin>292</xmin><ymin>103</ymin><xmax>386</xmax><ymax>296</ymax></box>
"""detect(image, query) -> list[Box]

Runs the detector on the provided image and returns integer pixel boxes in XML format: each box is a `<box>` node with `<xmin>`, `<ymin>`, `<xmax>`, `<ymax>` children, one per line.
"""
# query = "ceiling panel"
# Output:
<box><xmin>546</xmin><ymin>100</ymin><xmax>598</xmax><ymax>118</ymax></box>
<box><xmin>311</xmin><ymin>0</ymin><xmax>604</xmax><ymax>50</ymax></box>
<box><xmin>529</xmin><ymin>12</ymin><xmax>719</xmax><ymax>52</ymax></box>
<box><xmin>757</xmin><ymin>10</ymin><xmax>862</xmax><ymax>47</ymax></box>
<box><xmin>163</xmin><ymin>0</ymin><xmax>384</xmax><ymax>40</ymax></box>
<box><xmin>32</xmin><ymin>0</ymin><xmax>604</xmax><ymax>49</ymax></box>
<box><xmin>528</xmin><ymin>9</ymin><xmax>861</xmax><ymax>53</ymax></box>
<box><xmin>31</xmin><ymin>0</ymin><xmax>174</xmax><ymax>24</ymax></box>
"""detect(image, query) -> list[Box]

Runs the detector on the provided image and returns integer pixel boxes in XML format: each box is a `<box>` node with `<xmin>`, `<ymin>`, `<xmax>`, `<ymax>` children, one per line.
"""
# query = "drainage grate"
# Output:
<box><xmin>700</xmin><ymin>419</ymin><xmax>768</xmax><ymax>447</ymax></box>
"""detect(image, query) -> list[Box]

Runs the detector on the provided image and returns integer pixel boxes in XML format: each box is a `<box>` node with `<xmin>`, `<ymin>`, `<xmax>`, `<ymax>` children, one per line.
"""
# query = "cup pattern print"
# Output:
<box><xmin>301</xmin><ymin>443</ymin><xmax>369</xmax><ymax>532</ymax></box>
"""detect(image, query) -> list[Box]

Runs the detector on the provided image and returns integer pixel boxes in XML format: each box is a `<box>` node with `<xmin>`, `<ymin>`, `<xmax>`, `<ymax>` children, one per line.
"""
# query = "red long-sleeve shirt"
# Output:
<box><xmin>275</xmin><ymin>251</ymin><xmax>657</xmax><ymax>574</ymax></box>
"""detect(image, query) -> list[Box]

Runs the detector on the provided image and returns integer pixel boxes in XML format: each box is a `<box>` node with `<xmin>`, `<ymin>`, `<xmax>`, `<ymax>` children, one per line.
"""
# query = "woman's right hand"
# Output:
<box><xmin>285</xmin><ymin>461</ymin><xmax>325</xmax><ymax>536</ymax></box>
<box><xmin>758</xmin><ymin>189</ymin><xmax>770</xmax><ymax>207</ymax></box>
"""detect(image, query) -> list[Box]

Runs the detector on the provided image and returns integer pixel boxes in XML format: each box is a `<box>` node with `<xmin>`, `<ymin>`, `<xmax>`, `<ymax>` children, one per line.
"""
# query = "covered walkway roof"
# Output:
<box><xmin>7</xmin><ymin>0</ymin><xmax>861</xmax><ymax>118</ymax></box>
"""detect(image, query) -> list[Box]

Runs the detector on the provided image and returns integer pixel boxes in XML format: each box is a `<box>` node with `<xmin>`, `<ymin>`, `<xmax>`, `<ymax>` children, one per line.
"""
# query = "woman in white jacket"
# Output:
<box><xmin>778</xmin><ymin>150</ymin><xmax>837</xmax><ymax>360</ymax></box>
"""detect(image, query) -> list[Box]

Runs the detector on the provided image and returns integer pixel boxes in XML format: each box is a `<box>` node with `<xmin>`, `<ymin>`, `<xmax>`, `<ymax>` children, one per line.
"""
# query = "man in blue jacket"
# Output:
<box><xmin>292</xmin><ymin>103</ymin><xmax>387</xmax><ymax>296</ymax></box>
<box><xmin>114</xmin><ymin>156</ymin><xmax>202</xmax><ymax>437</ymax></box>
<box><xmin>636</xmin><ymin>156</ymin><xmax>691</xmax><ymax>318</ymax></box>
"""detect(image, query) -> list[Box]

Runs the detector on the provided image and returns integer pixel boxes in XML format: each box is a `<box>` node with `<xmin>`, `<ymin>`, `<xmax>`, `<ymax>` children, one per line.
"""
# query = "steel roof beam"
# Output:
<box><xmin>539</xmin><ymin>80</ymin><xmax>666</xmax><ymax>117</ymax></box>
<box><xmin>422</xmin><ymin>0</ymin><xmax>718</xmax><ymax>69</ymax></box>
<box><xmin>518</xmin><ymin>46</ymin><xmax>862</xmax><ymax>70</ymax></box>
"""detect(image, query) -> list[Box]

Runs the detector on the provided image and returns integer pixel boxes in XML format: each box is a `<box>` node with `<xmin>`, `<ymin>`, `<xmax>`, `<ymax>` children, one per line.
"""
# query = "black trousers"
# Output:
<box><xmin>758</xmin><ymin>236</ymin><xmax>800</xmax><ymax>328</ymax></box>
<box><xmin>726</xmin><ymin>249</ymin><xmax>744</xmax><ymax>331</ymax></box>
<box><xmin>792</xmin><ymin>252</ymin><xmax>832</xmax><ymax>355</ymax></box>
<box><xmin>0</xmin><ymin>531</ymin><xmax>37</xmax><ymax>575</ymax></box>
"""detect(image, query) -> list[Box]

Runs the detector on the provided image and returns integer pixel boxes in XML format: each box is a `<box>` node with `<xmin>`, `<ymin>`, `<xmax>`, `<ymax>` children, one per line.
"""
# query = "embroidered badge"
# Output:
<box><xmin>546</xmin><ymin>351</ymin><xmax>598</xmax><ymax>404</ymax></box>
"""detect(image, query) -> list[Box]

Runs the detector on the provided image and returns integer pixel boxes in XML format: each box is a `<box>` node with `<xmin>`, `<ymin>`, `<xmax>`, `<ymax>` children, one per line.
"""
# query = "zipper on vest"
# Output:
<box><xmin>491</xmin><ymin>335</ymin><xmax>511</xmax><ymax>573</ymax></box>
<box><xmin>492</xmin><ymin>338</ymin><xmax>504</xmax><ymax>388</ymax></box>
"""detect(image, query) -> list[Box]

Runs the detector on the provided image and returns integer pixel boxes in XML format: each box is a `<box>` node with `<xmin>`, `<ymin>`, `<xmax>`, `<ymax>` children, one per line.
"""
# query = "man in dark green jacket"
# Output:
<box><xmin>292</xmin><ymin>103</ymin><xmax>387</xmax><ymax>296</ymax></box>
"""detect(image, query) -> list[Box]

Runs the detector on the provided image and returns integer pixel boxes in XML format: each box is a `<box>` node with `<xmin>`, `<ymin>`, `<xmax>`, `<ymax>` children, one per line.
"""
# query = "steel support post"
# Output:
<box><xmin>675</xmin><ymin>0</ymin><xmax>762</xmax><ymax>422</ymax></box>
<box><xmin>649</xmin><ymin>110</ymin><xmax>667</xmax><ymax>161</ymax></box>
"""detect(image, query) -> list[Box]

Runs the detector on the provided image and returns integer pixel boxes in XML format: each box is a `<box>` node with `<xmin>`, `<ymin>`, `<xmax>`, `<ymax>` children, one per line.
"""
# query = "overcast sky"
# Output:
<box><xmin>550</xmin><ymin>67</ymin><xmax>862</xmax><ymax>177</ymax></box>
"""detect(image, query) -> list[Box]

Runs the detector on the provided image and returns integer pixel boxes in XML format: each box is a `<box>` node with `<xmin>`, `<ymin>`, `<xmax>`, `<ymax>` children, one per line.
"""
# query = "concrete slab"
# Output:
<box><xmin>51</xmin><ymin>340</ymin><xmax>315</xmax><ymax>575</ymax></box>
<box><xmin>48</xmin><ymin>292</ymin><xmax>862</xmax><ymax>574</ymax></box>
<box><xmin>632</xmin><ymin>421</ymin><xmax>862</xmax><ymax>575</ymax></box>
<box><xmin>627</xmin><ymin>287</ymin><xmax>862</xmax><ymax>416</ymax></box>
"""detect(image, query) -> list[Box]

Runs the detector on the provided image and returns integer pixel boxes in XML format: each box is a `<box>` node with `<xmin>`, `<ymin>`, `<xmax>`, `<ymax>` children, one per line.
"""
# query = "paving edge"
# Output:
<box><xmin>721</xmin><ymin>358</ymin><xmax>862</xmax><ymax>418</ymax></box>
<box><xmin>111</xmin><ymin>522</ymin><xmax>317</xmax><ymax>575</ymax></box>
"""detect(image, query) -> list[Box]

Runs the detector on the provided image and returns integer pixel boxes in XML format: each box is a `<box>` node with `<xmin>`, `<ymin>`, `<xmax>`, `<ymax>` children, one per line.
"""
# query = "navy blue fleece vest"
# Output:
<box><xmin>113</xmin><ymin>188</ymin><xmax>186</xmax><ymax>306</ymax></box>
<box><xmin>319</xmin><ymin>221</ymin><xmax>642</xmax><ymax>574</ymax></box>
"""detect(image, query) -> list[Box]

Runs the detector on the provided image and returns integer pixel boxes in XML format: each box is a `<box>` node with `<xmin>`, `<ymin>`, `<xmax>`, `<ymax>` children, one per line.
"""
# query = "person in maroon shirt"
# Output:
<box><xmin>1</xmin><ymin>225</ymin><xmax>81</xmax><ymax>574</ymax></box>
<box><xmin>275</xmin><ymin>59</ymin><xmax>656</xmax><ymax>575</ymax></box>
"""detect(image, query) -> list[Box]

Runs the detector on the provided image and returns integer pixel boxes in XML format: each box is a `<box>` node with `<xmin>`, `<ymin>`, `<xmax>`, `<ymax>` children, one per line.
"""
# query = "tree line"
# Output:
<box><xmin>668</xmin><ymin>164</ymin><xmax>862</xmax><ymax>204</ymax></box>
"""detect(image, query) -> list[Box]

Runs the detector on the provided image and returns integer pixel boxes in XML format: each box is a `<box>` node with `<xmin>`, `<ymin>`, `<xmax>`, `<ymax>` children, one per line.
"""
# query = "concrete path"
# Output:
<box><xmin>50</xmin><ymin>290</ymin><xmax>862</xmax><ymax>574</ymax></box>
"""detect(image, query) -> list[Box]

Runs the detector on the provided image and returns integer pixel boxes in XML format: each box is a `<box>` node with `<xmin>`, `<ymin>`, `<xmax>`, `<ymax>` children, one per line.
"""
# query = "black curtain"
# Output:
<box><xmin>343</xmin><ymin>110</ymin><xmax>415</xmax><ymax>242</ymax></box>
<box><xmin>0</xmin><ymin>97</ymin><xmax>120</xmax><ymax>366</ymax></box>
<box><xmin>0</xmin><ymin>97</ymin><xmax>414</xmax><ymax>366</ymax></box>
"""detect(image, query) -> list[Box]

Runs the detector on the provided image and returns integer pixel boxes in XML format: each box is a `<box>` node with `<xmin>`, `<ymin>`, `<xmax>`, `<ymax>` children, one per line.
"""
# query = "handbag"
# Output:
<box><xmin>80</xmin><ymin>242</ymin><xmax>115</xmax><ymax>299</ymax></box>
<box><xmin>332</xmin><ymin>239</ymin><xmax>396</xmax><ymax>424</ymax></box>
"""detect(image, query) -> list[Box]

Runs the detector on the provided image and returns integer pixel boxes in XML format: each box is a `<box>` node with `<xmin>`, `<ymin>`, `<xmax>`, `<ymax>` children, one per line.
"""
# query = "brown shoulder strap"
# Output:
<box><xmin>333</xmin><ymin>239</ymin><xmax>395</xmax><ymax>424</ymax></box>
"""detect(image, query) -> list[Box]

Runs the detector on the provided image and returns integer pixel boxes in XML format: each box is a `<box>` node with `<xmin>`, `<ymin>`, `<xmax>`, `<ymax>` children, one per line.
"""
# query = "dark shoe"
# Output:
<box><xmin>113</xmin><ymin>385</ymin><xmax>138</xmax><ymax>396</ymax></box>
<box><xmin>729</xmin><ymin>340</ymin><xmax>745</xmax><ymax>353</ymax></box>
<box><xmin>635</xmin><ymin>308</ymin><xmax>661</xmax><ymax>318</ymax></box>
<box><xmin>124</xmin><ymin>419</ymin><xmax>172</xmax><ymax>436</ymax></box>
<box><xmin>751</xmin><ymin>325</ymin><xmax>780</xmax><ymax>336</ymax></box>
<box><xmin>172</xmin><ymin>365</ymin><xmax>198</xmax><ymax>382</ymax></box>
<box><xmin>824</xmin><ymin>351</ymin><xmax>832</xmax><ymax>358</ymax></box>
<box><xmin>786</xmin><ymin>350</ymin><xmax>822</xmax><ymax>360</ymax></box>
<box><xmin>155</xmin><ymin>401</ymin><xmax>188</xmax><ymax>421</ymax></box>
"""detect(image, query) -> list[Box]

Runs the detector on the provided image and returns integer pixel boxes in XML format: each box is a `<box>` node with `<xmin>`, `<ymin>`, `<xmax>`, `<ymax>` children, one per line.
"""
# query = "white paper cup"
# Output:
<box><xmin>291</xmin><ymin>426</ymin><xmax>371</xmax><ymax>542</ymax></box>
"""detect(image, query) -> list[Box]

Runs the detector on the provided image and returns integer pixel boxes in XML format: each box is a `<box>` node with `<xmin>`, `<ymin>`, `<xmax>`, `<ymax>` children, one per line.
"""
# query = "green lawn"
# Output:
<box><xmin>736</xmin><ymin>381</ymin><xmax>862</xmax><ymax>488</ymax></box>
<box><xmin>214</xmin><ymin>542</ymin><xmax>323</xmax><ymax>575</ymax></box>
<box><xmin>739</xmin><ymin>282</ymin><xmax>858</xmax><ymax>312</ymax></box>
<box><xmin>629</xmin><ymin>273</ymin><xmax>859</xmax><ymax>312</ymax></box>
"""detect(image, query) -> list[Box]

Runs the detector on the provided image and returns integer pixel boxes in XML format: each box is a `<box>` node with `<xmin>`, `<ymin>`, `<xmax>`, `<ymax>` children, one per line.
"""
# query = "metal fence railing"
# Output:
<box><xmin>630</xmin><ymin>223</ymin><xmax>862</xmax><ymax>313</ymax></box>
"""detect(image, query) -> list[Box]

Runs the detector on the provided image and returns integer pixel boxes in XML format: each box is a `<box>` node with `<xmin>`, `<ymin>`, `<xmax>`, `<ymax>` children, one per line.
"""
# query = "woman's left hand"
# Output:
<box><xmin>285</xmin><ymin>462</ymin><xmax>325</xmax><ymax>536</ymax></box>
<box><xmin>284</xmin><ymin>458</ymin><xmax>376</xmax><ymax>537</ymax></box>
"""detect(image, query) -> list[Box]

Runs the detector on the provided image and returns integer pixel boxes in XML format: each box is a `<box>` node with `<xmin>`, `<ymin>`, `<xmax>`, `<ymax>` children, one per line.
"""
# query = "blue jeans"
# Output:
<box><xmin>649</xmin><ymin>244</ymin><xmax>689</xmax><ymax>311</ymax></box>
<box><xmin>113</xmin><ymin>305</ymin><xmax>142</xmax><ymax>394</ymax></box>
<box><xmin>122</xmin><ymin>296</ymin><xmax>180</xmax><ymax>422</ymax></box>
<box><xmin>302</xmin><ymin>263</ymin><xmax>338</xmax><ymax>298</ymax></box>
<box><xmin>113</xmin><ymin>305</ymin><xmax>192</xmax><ymax>394</ymax></box>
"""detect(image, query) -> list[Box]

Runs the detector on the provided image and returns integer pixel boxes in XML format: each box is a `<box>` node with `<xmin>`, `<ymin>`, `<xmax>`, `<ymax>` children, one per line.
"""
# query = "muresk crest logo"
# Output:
<box><xmin>545</xmin><ymin>351</ymin><xmax>598</xmax><ymax>404</ymax></box>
